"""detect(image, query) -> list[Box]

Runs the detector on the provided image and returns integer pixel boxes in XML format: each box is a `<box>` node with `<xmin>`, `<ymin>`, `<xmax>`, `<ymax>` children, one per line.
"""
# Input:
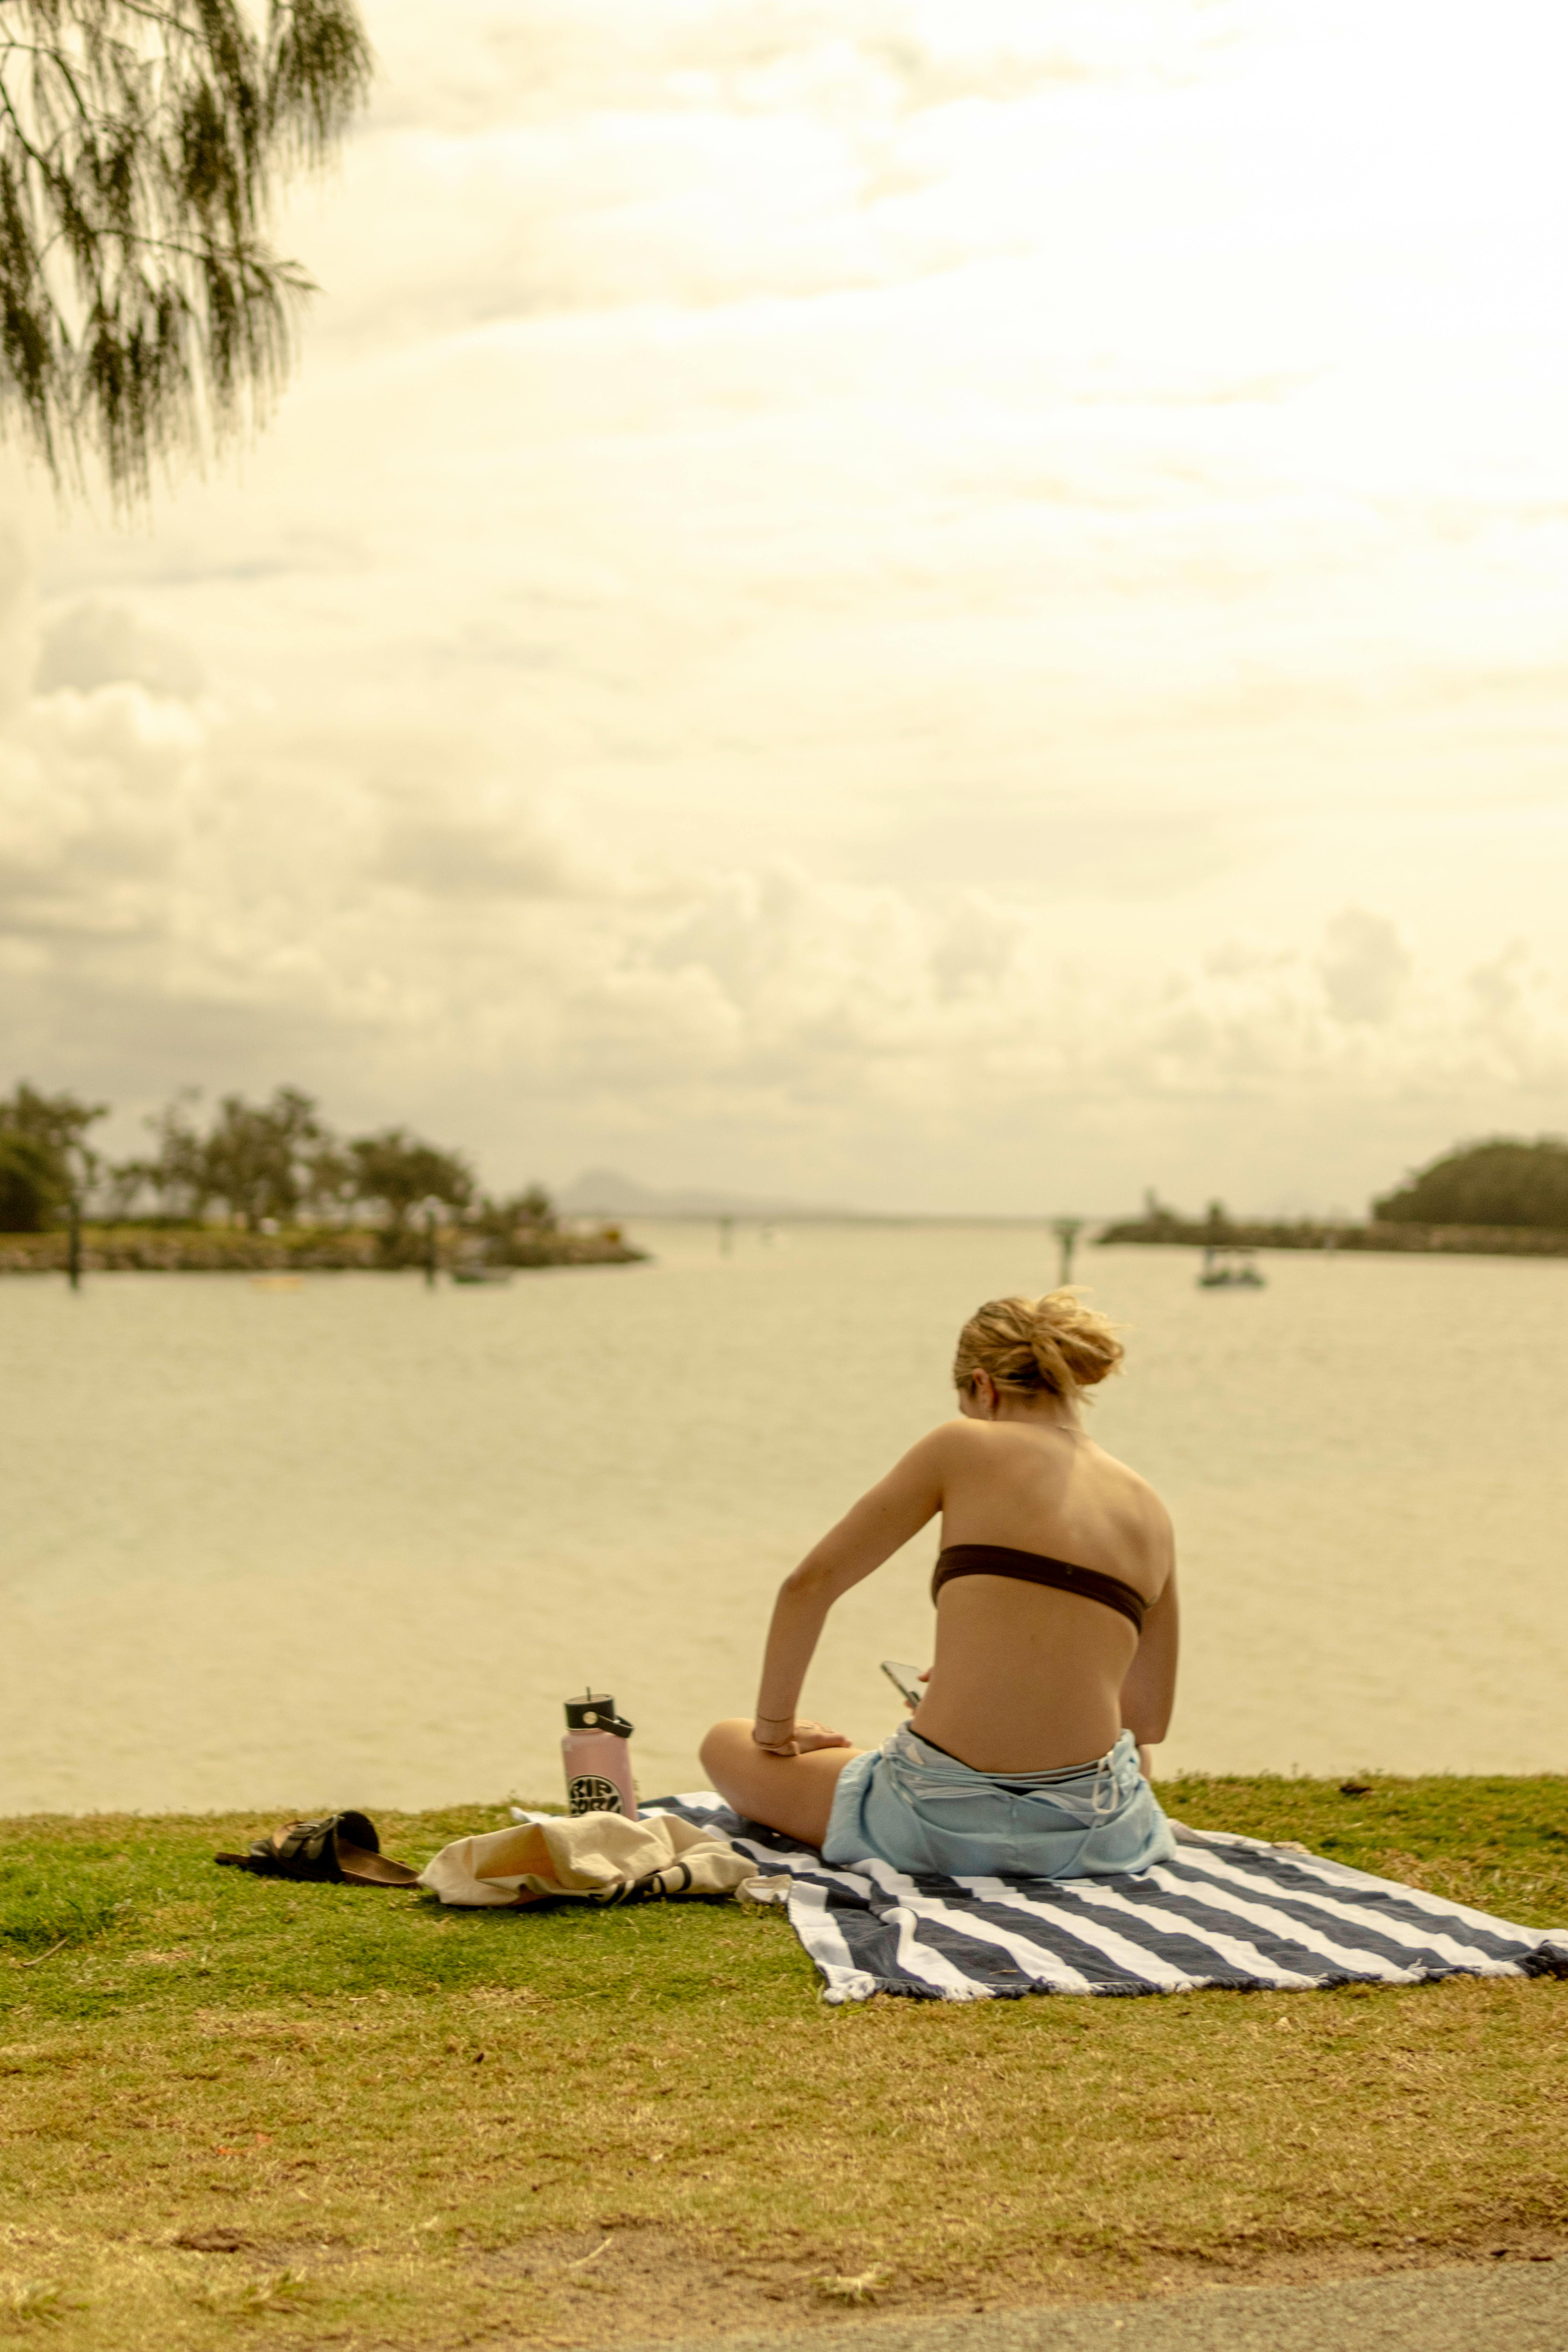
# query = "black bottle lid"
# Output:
<box><xmin>564</xmin><ymin>1691</ymin><xmax>633</xmax><ymax>1738</ymax></box>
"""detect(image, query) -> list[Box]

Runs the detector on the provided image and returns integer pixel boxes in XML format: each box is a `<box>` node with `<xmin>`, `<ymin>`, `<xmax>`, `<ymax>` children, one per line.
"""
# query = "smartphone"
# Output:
<box><xmin>881</xmin><ymin>1659</ymin><xmax>925</xmax><ymax>1711</ymax></box>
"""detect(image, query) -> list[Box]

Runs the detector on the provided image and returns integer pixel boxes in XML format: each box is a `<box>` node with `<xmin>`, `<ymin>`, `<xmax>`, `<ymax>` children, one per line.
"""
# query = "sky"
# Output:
<box><xmin>3</xmin><ymin>0</ymin><xmax>1567</xmax><ymax>1215</ymax></box>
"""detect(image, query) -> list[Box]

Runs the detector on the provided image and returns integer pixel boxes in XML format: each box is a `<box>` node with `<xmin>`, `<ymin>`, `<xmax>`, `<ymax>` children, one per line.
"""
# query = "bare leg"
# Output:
<box><xmin>699</xmin><ymin>1719</ymin><xmax>865</xmax><ymax>1848</ymax></box>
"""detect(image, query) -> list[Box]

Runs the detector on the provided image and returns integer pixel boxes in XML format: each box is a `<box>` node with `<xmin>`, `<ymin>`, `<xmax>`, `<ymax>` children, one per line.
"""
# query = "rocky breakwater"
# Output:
<box><xmin>0</xmin><ymin>1223</ymin><xmax>647</xmax><ymax>1274</ymax></box>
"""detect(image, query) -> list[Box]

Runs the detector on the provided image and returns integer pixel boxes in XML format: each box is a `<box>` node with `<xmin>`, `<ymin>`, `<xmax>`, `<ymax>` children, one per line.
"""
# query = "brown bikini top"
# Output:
<box><xmin>931</xmin><ymin>1543</ymin><xmax>1149</xmax><ymax>1633</ymax></box>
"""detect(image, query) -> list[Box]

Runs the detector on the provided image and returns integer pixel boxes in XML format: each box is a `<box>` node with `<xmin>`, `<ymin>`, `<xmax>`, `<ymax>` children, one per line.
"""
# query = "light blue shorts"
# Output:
<box><xmin>821</xmin><ymin>1723</ymin><xmax>1175</xmax><ymax>1881</ymax></box>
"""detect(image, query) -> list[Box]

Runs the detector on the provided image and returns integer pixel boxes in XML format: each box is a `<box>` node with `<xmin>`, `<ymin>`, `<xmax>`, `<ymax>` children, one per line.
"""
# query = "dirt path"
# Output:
<box><xmin>631</xmin><ymin>2256</ymin><xmax>1566</xmax><ymax>2352</ymax></box>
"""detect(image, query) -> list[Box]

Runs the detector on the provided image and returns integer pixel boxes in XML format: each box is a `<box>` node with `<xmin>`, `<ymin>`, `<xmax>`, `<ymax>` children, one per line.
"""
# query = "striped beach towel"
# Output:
<box><xmin>647</xmin><ymin>1795</ymin><xmax>1568</xmax><ymax>2005</ymax></box>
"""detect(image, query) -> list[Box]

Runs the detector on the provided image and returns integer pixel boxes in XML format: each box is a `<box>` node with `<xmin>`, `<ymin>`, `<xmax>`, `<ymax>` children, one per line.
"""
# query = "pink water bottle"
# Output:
<box><xmin>562</xmin><ymin>1692</ymin><xmax>638</xmax><ymax>1820</ymax></box>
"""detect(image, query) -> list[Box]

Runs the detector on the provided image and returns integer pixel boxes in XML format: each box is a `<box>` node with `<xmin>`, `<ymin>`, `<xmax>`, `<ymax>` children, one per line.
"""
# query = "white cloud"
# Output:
<box><xmin>3</xmin><ymin>581</ymin><xmax>1564</xmax><ymax>1212</ymax></box>
<box><xmin>1316</xmin><ymin>909</ymin><xmax>1411</xmax><ymax>1026</ymax></box>
<box><xmin>36</xmin><ymin>600</ymin><xmax>207</xmax><ymax>700</ymax></box>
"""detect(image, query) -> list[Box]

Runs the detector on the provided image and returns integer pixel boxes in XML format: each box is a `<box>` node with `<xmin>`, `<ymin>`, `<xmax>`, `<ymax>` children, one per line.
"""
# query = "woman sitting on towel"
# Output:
<box><xmin>700</xmin><ymin>1292</ymin><xmax>1178</xmax><ymax>1879</ymax></box>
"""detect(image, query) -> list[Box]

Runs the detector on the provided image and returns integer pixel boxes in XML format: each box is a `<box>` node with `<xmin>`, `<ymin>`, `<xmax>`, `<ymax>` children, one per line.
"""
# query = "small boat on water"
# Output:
<box><xmin>1198</xmin><ymin>1245</ymin><xmax>1265</xmax><ymax>1290</ymax></box>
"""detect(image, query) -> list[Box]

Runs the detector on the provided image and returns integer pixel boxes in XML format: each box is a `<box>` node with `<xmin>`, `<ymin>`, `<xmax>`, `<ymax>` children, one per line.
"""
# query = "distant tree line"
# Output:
<box><xmin>0</xmin><ymin>1083</ymin><xmax>556</xmax><ymax>1248</ymax></box>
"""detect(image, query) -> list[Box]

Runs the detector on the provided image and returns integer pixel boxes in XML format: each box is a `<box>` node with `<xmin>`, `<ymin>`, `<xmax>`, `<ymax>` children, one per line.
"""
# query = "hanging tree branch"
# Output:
<box><xmin>0</xmin><ymin>1</ymin><xmax>373</xmax><ymax>502</ymax></box>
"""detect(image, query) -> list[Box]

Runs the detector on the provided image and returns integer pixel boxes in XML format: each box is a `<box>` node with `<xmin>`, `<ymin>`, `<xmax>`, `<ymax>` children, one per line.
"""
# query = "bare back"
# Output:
<box><xmin>910</xmin><ymin>1418</ymin><xmax>1175</xmax><ymax>1772</ymax></box>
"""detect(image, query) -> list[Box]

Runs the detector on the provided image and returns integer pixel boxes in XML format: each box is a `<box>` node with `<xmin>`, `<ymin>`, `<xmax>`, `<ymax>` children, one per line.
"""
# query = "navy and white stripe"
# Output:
<box><xmin>646</xmin><ymin>1797</ymin><xmax>1568</xmax><ymax>2005</ymax></box>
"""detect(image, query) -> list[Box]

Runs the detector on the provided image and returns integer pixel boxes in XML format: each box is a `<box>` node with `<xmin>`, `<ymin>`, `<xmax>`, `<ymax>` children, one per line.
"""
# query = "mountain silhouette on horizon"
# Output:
<box><xmin>555</xmin><ymin>1167</ymin><xmax>858</xmax><ymax>1219</ymax></box>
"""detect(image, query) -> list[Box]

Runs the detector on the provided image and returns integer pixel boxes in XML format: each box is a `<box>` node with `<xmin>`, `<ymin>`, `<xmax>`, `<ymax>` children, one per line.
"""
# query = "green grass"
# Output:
<box><xmin>1</xmin><ymin>1778</ymin><xmax>1565</xmax><ymax>2348</ymax></box>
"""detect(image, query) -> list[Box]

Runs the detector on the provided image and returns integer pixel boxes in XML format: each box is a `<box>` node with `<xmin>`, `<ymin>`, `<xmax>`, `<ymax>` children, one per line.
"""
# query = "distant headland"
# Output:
<box><xmin>0</xmin><ymin>1082</ymin><xmax>642</xmax><ymax>1276</ymax></box>
<box><xmin>1100</xmin><ymin>1138</ymin><xmax>1568</xmax><ymax>1259</ymax></box>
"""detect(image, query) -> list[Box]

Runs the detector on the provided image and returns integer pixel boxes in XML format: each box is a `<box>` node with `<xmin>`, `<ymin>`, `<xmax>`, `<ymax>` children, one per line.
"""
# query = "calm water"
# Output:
<box><xmin>2</xmin><ymin>1225</ymin><xmax>1565</xmax><ymax>1815</ymax></box>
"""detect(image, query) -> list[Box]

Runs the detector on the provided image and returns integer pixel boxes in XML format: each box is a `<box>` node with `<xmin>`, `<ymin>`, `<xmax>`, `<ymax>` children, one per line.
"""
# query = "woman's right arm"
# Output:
<box><xmin>752</xmin><ymin>1427</ymin><xmax>950</xmax><ymax>1753</ymax></box>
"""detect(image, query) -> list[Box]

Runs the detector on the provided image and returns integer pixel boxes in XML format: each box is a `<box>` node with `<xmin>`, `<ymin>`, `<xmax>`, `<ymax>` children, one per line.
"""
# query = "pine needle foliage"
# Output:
<box><xmin>0</xmin><ymin>0</ymin><xmax>373</xmax><ymax>503</ymax></box>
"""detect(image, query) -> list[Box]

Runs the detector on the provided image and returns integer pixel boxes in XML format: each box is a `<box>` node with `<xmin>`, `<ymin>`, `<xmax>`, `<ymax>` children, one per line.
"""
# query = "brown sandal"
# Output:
<box><xmin>214</xmin><ymin>1811</ymin><xmax>419</xmax><ymax>1888</ymax></box>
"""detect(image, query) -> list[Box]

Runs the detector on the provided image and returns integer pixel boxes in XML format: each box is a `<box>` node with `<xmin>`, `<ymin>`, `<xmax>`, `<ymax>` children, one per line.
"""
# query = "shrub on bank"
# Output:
<box><xmin>1374</xmin><ymin>1137</ymin><xmax>1568</xmax><ymax>1229</ymax></box>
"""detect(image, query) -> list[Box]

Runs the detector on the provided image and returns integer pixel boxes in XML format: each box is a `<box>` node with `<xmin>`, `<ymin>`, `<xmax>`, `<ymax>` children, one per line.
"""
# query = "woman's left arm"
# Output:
<box><xmin>752</xmin><ymin>1428</ymin><xmax>949</xmax><ymax>1754</ymax></box>
<box><xmin>1120</xmin><ymin>1556</ymin><xmax>1179</xmax><ymax>1766</ymax></box>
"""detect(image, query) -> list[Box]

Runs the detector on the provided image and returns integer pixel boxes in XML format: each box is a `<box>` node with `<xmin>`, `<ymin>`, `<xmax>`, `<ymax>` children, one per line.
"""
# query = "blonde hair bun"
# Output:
<box><xmin>953</xmin><ymin>1290</ymin><xmax>1123</xmax><ymax>1401</ymax></box>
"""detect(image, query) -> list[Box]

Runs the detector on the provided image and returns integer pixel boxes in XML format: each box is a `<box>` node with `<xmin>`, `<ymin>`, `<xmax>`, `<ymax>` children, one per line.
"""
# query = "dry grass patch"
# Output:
<box><xmin>1</xmin><ymin>1778</ymin><xmax>1565</xmax><ymax>2348</ymax></box>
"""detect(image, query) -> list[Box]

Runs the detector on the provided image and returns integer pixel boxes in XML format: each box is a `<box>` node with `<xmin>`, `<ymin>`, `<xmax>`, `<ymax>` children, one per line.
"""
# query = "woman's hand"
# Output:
<box><xmin>751</xmin><ymin>1717</ymin><xmax>852</xmax><ymax>1758</ymax></box>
